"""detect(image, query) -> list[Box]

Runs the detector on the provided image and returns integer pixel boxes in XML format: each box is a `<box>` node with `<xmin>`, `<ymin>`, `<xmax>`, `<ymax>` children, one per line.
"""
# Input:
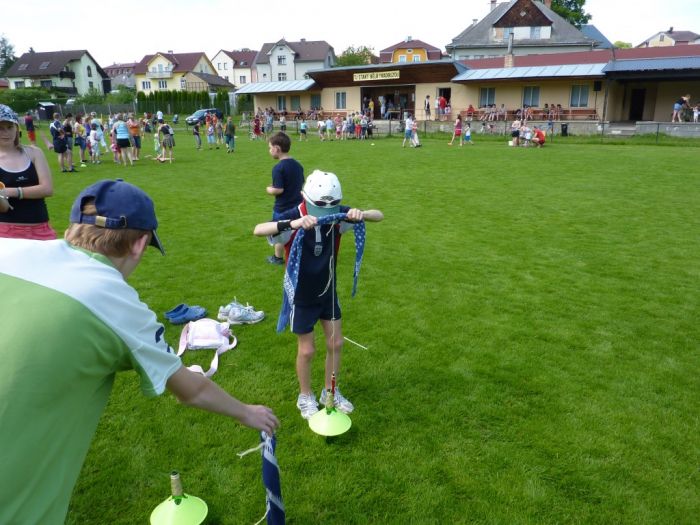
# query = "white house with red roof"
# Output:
<box><xmin>210</xmin><ymin>49</ymin><xmax>257</xmax><ymax>88</ymax></box>
<box><xmin>252</xmin><ymin>39</ymin><xmax>335</xmax><ymax>82</ymax></box>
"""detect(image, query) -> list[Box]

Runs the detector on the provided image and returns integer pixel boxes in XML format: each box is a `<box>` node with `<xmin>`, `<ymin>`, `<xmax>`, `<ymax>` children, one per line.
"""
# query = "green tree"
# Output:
<box><xmin>106</xmin><ymin>87</ymin><xmax>136</xmax><ymax>104</ymax></box>
<box><xmin>335</xmin><ymin>46</ymin><xmax>376</xmax><ymax>67</ymax></box>
<box><xmin>613</xmin><ymin>41</ymin><xmax>632</xmax><ymax>48</ymax></box>
<box><xmin>76</xmin><ymin>88</ymin><xmax>104</xmax><ymax>104</ymax></box>
<box><xmin>0</xmin><ymin>35</ymin><xmax>17</xmax><ymax>76</ymax></box>
<box><xmin>551</xmin><ymin>0</ymin><xmax>591</xmax><ymax>29</ymax></box>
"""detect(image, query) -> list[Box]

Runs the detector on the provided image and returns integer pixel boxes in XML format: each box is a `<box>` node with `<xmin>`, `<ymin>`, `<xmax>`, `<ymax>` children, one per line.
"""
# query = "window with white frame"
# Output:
<box><xmin>291</xmin><ymin>95</ymin><xmax>300</xmax><ymax>110</ymax></box>
<box><xmin>158</xmin><ymin>80</ymin><xmax>168</xmax><ymax>89</ymax></box>
<box><xmin>224</xmin><ymin>63</ymin><xmax>228</xmax><ymax>70</ymax></box>
<box><xmin>277</xmin><ymin>96</ymin><xmax>287</xmax><ymax>111</ymax></box>
<box><xmin>39</xmin><ymin>61</ymin><xmax>50</xmax><ymax>69</ymax></box>
<box><xmin>278</xmin><ymin>73</ymin><xmax>287</xmax><ymax>81</ymax></box>
<box><xmin>310</xmin><ymin>94</ymin><xmax>321</xmax><ymax>108</ymax></box>
<box><xmin>522</xmin><ymin>86</ymin><xmax>540</xmax><ymax>107</ymax></box>
<box><xmin>142</xmin><ymin>80</ymin><xmax>151</xmax><ymax>90</ymax></box>
<box><xmin>335</xmin><ymin>91</ymin><xmax>347</xmax><ymax>109</ymax></box>
<box><xmin>398</xmin><ymin>55</ymin><xmax>407</xmax><ymax>63</ymax></box>
<box><xmin>87</xmin><ymin>65</ymin><xmax>92</xmax><ymax>77</ymax></box>
<box><xmin>217</xmin><ymin>63</ymin><xmax>221</xmax><ymax>70</ymax></box>
<box><xmin>479</xmin><ymin>87</ymin><xmax>496</xmax><ymax>107</ymax></box>
<box><xmin>14</xmin><ymin>80</ymin><xmax>25</xmax><ymax>88</ymax></box>
<box><xmin>278</xmin><ymin>56</ymin><xmax>286</xmax><ymax>65</ymax></box>
<box><xmin>413</xmin><ymin>55</ymin><xmax>421</xmax><ymax>62</ymax></box>
<box><xmin>570</xmin><ymin>85</ymin><xmax>589</xmax><ymax>107</ymax></box>
<box><xmin>239</xmin><ymin>75</ymin><xmax>247</xmax><ymax>84</ymax></box>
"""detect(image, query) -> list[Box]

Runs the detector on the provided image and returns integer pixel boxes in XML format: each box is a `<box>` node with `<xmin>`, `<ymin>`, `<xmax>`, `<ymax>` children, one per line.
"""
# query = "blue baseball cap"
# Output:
<box><xmin>70</xmin><ymin>179</ymin><xmax>165</xmax><ymax>255</ymax></box>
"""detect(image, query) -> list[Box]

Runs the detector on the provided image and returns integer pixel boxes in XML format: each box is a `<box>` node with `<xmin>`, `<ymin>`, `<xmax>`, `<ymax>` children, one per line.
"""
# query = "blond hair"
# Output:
<box><xmin>64</xmin><ymin>202</ymin><xmax>149</xmax><ymax>257</ymax></box>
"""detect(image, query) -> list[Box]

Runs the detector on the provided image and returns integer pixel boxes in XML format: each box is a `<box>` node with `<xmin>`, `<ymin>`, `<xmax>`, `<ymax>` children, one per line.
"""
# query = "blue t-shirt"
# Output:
<box><xmin>272</xmin><ymin>158</ymin><xmax>304</xmax><ymax>213</ymax></box>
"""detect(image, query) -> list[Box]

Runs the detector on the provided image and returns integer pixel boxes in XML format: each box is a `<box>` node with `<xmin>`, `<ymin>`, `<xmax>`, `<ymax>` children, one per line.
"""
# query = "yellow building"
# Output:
<box><xmin>134</xmin><ymin>52</ymin><xmax>233</xmax><ymax>94</ymax></box>
<box><xmin>379</xmin><ymin>38</ymin><xmax>445</xmax><ymax>64</ymax></box>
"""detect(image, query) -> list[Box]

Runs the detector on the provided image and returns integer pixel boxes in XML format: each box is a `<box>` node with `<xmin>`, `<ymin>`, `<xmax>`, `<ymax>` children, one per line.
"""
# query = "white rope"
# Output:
<box><xmin>252</xmin><ymin>508</ymin><xmax>269</xmax><ymax>525</ymax></box>
<box><xmin>343</xmin><ymin>336</ymin><xmax>368</xmax><ymax>350</ymax></box>
<box><xmin>236</xmin><ymin>442</ymin><xmax>264</xmax><ymax>458</ymax></box>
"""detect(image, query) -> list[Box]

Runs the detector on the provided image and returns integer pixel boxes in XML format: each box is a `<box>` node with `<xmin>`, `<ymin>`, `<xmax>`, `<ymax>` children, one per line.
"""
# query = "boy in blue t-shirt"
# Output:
<box><xmin>254</xmin><ymin>170</ymin><xmax>384</xmax><ymax>420</ymax></box>
<box><xmin>265</xmin><ymin>132</ymin><xmax>304</xmax><ymax>265</ymax></box>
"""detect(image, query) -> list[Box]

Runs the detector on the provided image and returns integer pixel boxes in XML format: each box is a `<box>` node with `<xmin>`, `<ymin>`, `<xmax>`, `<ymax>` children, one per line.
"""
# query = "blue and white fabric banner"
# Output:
<box><xmin>276</xmin><ymin>213</ymin><xmax>366</xmax><ymax>332</ymax></box>
<box><xmin>261</xmin><ymin>431</ymin><xmax>285</xmax><ymax>525</ymax></box>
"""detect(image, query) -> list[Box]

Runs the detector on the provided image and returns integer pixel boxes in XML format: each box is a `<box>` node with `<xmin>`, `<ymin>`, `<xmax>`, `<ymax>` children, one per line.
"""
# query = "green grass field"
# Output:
<box><xmin>41</xmin><ymin>130</ymin><xmax>699</xmax><ymax>524</ymax></box>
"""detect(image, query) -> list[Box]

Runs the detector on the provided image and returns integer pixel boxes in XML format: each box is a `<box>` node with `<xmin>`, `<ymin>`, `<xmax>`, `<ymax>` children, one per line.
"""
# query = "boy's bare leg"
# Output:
<box><xmin>296</xmin><ymin>332</ymin><xmax>316</xmax><ymax>394</ymax></box>
<box><xmin>321</xmin><ymin>318</ymin><xmax>343</xmax><ymax>388</ymax></box>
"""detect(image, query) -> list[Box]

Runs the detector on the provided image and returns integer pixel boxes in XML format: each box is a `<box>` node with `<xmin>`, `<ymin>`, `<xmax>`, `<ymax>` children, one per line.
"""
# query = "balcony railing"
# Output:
<box><xmin>146</xmin><ymin>70</ymin><xmax>174</xmax><ymax>79</ymax></box>
<box><xmin>59</xmin><ymin>71</ymin><xmax>75</xmax><ymax>79</ymax></box>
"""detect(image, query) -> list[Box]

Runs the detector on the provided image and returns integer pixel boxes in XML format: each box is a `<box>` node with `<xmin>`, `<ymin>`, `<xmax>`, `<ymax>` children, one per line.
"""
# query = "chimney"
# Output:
<box><xmin>490</xmin><ymin>0</ymin><xmax>497</xmax><ymax>10</ymax></box>
<box><xmin>544</xmin><ymin>0</ymin><xmax>552</xmax><ymax>7</ymax></box>
<box><xmin>406</xmin><ymin>36</ymin><xmax>412</xmax><ymax>42</ymax></box>
<box><xmin>168</xmin><ymin>50</ymin><xmax>173</xmax><ymax>54</ymax></box>
<box><xmin>504</xmin><ymin>33</ymin><xmax>514</xmax><ymax>68</ymax></box>
<box><xmin>300</xmin><ymin>38</ymin><xmax>306</xmax><ymax>42</ymax></box>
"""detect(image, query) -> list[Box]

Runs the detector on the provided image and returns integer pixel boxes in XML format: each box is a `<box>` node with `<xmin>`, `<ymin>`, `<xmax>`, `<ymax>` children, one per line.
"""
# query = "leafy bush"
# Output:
<box><xmin>0</xmin><ymin>87</ymin><xmax>59</xmax><ymax>113</ymax></box>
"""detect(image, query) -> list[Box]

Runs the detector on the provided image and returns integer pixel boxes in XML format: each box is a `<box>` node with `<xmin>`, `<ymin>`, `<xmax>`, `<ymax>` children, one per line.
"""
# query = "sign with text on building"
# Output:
<box><xmin>353</xmin><ymin>70</ymin><xmax>400</xmax><ymax>82</ymax></box>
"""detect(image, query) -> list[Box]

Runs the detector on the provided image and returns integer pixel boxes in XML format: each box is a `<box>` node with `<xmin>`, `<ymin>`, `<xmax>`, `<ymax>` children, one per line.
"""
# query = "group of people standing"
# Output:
<box><xmin>192</xmin><ymin>111</ymin><xmax>236</xmax><ymax>153</ymax></box>
<box><xmin>44</xmin><ymin>111</ymin><xmax>148</xmax><ymax>170</ymax></box>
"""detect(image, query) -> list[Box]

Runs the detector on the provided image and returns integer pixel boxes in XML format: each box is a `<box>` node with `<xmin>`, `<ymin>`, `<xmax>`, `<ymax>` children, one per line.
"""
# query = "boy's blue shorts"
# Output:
<box><xmin>291</xmin><ymin>295</ymin><xmax>341</xmax><ymax>334</ymax></box>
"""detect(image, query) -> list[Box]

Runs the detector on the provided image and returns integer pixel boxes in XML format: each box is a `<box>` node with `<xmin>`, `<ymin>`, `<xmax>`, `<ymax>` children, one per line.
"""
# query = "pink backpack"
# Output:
<box><xmin>178</xmin><ymin>319</ymin><xmax>237</xmax><ymax>377</ymax></box>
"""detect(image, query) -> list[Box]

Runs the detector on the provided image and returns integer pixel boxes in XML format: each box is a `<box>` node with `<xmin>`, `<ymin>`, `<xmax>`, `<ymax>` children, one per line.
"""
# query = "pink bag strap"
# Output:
<box><xmin>177</xmin><ymin>322</ymin><xmax>238</xmax><ymax>378</ymax></box>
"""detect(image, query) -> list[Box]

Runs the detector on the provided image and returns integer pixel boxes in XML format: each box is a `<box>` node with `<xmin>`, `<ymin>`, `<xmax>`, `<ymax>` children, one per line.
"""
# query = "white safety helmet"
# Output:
<box><xmin>302</xmin><ymin>170</ymin><xmax>342</xmax><ymax>217</ymax></box>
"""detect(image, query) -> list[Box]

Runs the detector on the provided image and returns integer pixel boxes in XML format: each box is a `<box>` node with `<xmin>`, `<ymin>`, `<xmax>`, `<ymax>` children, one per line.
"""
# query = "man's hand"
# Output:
<box><xmin>240</xmin><ymin>405</ymin><xmax>280</xmax><ymax>435</ymax></box>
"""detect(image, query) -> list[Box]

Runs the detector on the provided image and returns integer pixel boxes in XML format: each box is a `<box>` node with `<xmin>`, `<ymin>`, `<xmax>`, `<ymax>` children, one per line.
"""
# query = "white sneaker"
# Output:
<box><xmin>228</xmin><ymin>304</ymin><xmax>264</xmax><ymax>324</ymax></box>
<box><xmin>296</xmin><ymin>393</ymin><xmax>319</xmax><ymax>420</ymax></box>
<box><xmin>217</xmin><ymin>298</ymin><xmax>245</xmax><ymax>320</ymax></box>
<box><xmin>319</xmin><ymin>388</ymin><xmax>354</xmax><ymax>414</ymax></box>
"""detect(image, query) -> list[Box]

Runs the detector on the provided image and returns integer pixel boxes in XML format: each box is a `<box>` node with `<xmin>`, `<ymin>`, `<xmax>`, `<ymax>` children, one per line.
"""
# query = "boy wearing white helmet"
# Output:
<box><xmin>254</xmin><ymin>170</ymin><xmax>383</xmax><ymax>420</ymax></box>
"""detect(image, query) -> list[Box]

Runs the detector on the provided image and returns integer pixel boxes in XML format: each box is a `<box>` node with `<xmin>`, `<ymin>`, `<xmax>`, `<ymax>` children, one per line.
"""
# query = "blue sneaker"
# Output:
<box><xmin>168</xmin><ymin>305</ymin><xmax>207</xmax><ymax>325</ymax></box>
<box><xmin>164</xmin><ymin>303</ymin><xmax>188</xmax><ymax>320</ymax></box>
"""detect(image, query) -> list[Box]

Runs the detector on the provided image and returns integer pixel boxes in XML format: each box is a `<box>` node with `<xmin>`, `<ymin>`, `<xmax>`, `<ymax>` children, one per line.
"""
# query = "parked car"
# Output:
<box><xmin>185</xmin><ymin>108</ymin><xmax>224</xmax><ymax>126</ymax></box>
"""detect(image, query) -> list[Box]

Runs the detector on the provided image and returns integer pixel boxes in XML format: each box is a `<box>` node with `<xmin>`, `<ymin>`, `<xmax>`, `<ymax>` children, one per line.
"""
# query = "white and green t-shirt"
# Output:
<box><xmin>0</xmin><ymin>239</ymin><xmax>182</xmax><ymax>524</ymax></box>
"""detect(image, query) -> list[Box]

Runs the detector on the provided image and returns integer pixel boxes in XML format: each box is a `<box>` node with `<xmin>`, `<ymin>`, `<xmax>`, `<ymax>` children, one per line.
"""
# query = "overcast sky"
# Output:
<box><xmin>4</xmin><ymin>0</ymin><xmax>699</xmax><ymax>67</ymax></box>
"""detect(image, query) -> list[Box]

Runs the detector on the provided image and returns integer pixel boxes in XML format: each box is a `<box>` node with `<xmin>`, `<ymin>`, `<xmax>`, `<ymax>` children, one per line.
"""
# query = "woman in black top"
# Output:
<box><xmin>0</xmin><ymin>104</ymin><xmax>56</xmax><ymax>240</ymax></box>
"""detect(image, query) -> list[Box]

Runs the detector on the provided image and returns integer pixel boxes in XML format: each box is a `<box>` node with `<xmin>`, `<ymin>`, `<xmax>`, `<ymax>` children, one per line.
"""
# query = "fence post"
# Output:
<box><xmin>656</xmin><ymin>123</ymin><xmax>660</xmax><ymax>144</ymax></box>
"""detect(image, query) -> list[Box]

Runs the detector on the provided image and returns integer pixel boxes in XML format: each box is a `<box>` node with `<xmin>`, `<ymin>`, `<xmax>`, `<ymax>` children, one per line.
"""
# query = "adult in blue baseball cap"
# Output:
<box><xmin>0</xmin><ymin>179</ymin><xmax>280</xmax><ymax>524</ymax></box>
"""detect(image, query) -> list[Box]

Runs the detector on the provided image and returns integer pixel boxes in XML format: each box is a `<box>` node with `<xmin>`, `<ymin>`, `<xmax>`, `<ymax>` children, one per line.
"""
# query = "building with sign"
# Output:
<box><xmin>234</xmin><ymin>44</ymin><xmax>700</xmax><ymax>125</ymax></box>
<box><xmin>236</xmin><ymin>61</ymin><xmax>466</xmax><ymax>119</ymax></box>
